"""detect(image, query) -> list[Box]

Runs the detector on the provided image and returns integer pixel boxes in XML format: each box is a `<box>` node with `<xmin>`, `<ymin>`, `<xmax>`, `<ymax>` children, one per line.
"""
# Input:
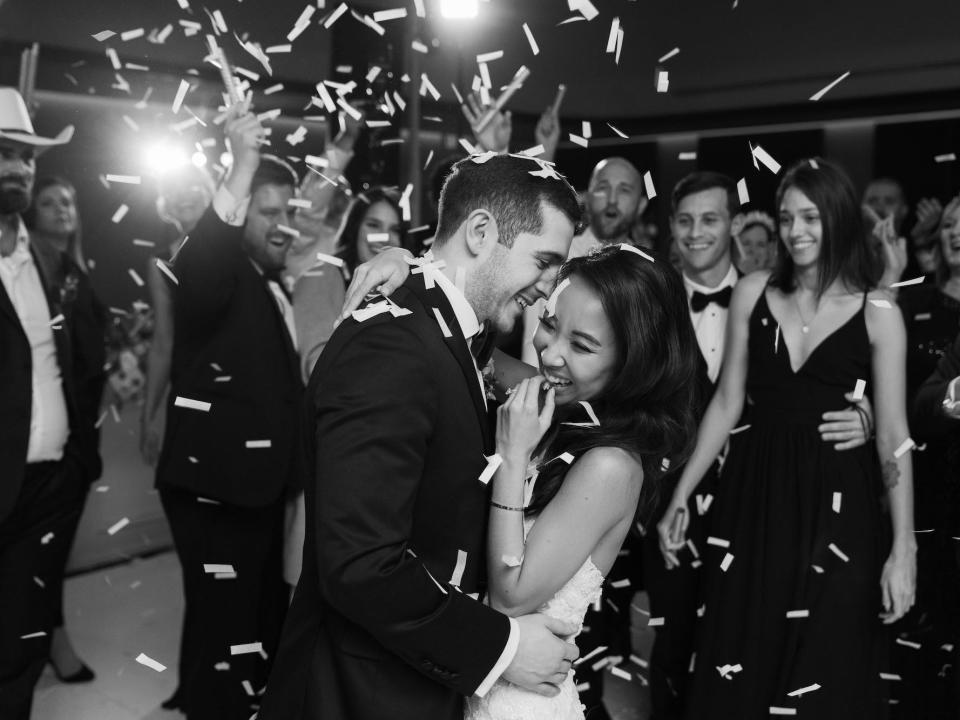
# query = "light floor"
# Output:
<box><xmin>33</xmin><ymin>551</ymin><xmax>652</xmax><ymax>719</ymax></box>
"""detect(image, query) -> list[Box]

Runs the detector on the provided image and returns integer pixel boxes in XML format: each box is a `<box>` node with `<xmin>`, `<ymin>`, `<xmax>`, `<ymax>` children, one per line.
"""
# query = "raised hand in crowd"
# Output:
<box><xmin>910</xmin><ymin>196</ymin><xmax>944</xmax><ymax>242</ymax></box>
<box><xmin>534</xmin><ymin>101</ymin><xmax>561</xmax><ymax>163</ymax></box>
<box><xmin>867</xmin><ymin>208</ymin><xmax>908</xmax><ymax>288</ymax></box>
<box><xmin>462</xmin><ymin>91</ymin><xmax>512</xmax><ymax>154</ymax></box>
<box><xmin>338</xmin><ymin>245</ymin><xmax>413</xmax><ymax>322</ymax></box>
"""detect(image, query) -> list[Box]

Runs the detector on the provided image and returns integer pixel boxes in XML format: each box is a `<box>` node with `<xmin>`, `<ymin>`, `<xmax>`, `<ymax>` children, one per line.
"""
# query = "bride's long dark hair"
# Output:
<box><xmin>526</xmin><ymin>245</ymin><xmax>700</xmax><ymax>523</ymax></box>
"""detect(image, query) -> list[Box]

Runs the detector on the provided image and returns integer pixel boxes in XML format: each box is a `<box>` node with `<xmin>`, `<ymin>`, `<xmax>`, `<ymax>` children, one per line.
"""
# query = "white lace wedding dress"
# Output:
<box><xmin>464</xmin><ymin>515</ymin><xmax>605</xmax><ymax>720</ymax></box>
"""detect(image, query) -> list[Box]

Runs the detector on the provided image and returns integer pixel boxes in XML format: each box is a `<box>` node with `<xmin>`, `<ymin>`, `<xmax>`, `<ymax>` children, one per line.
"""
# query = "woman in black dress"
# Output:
<box><xmin>658</xmin><ymin>159</ymin><xmax>917</xmax><ymax>719</ymax></box>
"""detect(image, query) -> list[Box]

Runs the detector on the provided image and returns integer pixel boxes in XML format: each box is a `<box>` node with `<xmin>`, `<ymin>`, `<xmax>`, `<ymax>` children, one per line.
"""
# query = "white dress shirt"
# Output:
<box><xmin>683</xmin><ymin>264</ymin><xmax>739</xmax><ymax>383</ymax></box>
<box><xmin>0</xmin><ymin>221</ymin><xmax>69</xmax><ymax>462</ymax></box>
<box><xmin>429</xmin><ymin>267</ymin><xmax>519</xmax><ymax>697</ymax></box>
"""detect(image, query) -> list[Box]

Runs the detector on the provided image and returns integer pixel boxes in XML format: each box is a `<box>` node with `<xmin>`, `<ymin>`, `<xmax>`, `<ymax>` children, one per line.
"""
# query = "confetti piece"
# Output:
<box><xmin>204</xmin><ymin>564</ymin><xmax>234</xmax><ymax>574</ymax></box>
<box><xmin>809</xmin><ymin>71</ymin><xmax>850</xmax><ymax>102</ymax></box>
<box><xmin>48</xmin><ymin>314</ymin><xmax>64</xmax><ymax>328</ymax></box>
<box><xmin>450</xmin><ymin>549</ymin><xmax>468</xmax><ymax>587</ymax></box>
<box><xmin>828</xmin><ymin>542</ymin><xmax>849</xmax><ymax>562</ymax></box>
<box><xmin>729</xmin><ymin>424</ymin><xmax>751</xmax><ymax>435</ymax></box>
<box><xmin>21</xmin><ymin>631</ymin><xmax>47</xmax><ymax>639</ymax></box>
<box><xmin>432</xmin><ymin>308</ymin><xmax>452</xmax><ymax>338</ymax></box>
<box><xmin>479</xmin><ymin>454</ymin><xmax>503</xmax><ymax>485</ymax></box>
<box><xmin>751</xmin><ymin>144</ymin><xmax>781</xmax><ymax>174</ymax></box>
<box><xmin>890</xmin><ymin>276</ymin><xmax>924</xmax><ymax>288</ymax></box>
<box><xmin>648</xmin><ymin>616</ymin><xmax>665</xmax><ymax>626</ymax></box>
<box><xmin>785</xmin><ymin>609</ymin><xmax>809</xmax><ymax>618</ymax></box>
<box><xmin>619</xmin><ymin>243</ymin><xmax>655</xmax><ymax>262</ymax></box>
<box><xmin>737</xmin><ymin>178</ymin><xmax>750</xmax><ymax>205</ymax></box>
<box><xmin>135</xmin><ymin>653</ymin><xmax>166</xmax><ymax>672</ymax></box>
<box><xmin>93</xmin><ymin>30</ymin><xmax>116</xmax><ymax>42</ymax></box>
<box><xmin>610</xmin><ymin>666</ymin><xmax>632</xmax><ymax>681</ymax></box>
<box><xmin>121</xmin><ymin>28</ymin><xmax>145</xmax><ymax>41</ymax></box>
<box><xmin>174</xmin><ymin>396</ymin><xmax>211</xmax><ymax>412</ymax></box>
<box><xmin>610</xmin><ymin>578</ymin><xmax>631</xmax><ymax>589</ymax></box>
<box><xmin>569</xmin><ymin>134</ymin><xmax>588</xmax><ymax>147</ymax></box>
<box><xmin>605</xmin><ymin>17</ymin><xmax>620</xmax><ymax>53</ymax></box>
<box><xmin>420</xmin><ymin>73</ymin><xmax>441</xmax><ymax>101</ymax></box>
<box><xmin>568</xmin><ymin>0</ymin><xmax>599</xmax><ymax>21</ymax></box>
<box><xmin>852</xmin><ymin>378</ymin><xmax>866</xmax><ymax>401</ymax></box>
<box><xmin>812</xmin><ymin>564</ymin><xmax>824</xmax><ymax>573</ymax></box>
<box><xmin>880</xmin><ymin>672</ymin><xmax>902</xmax><ymax>681</ymax></box>
<box><xmin>717</xmin><ymin>663</ymin><xmax>742</xmax><ymax>679</ymax></box>
<box><xmin>832</xmin><ymin>492</ymin><xmax>842</xmax><ymax>513</ymax></box>
<box><xmin>720</xmin><ymin>552</ymin><xmax>734</xmax><ymax>572</ymax></box>
<box><xmin>575</xmin><ymin>645</ymin><xmax>608</xmax><ymax>667</ymax></box>
<box><xmin>656</xmin><ymin>71</ymin><xmax>669</xmax><ymax>93</ymax></box>
<box><xmin>106</xmin><ymin>47</ymin><xmax>121</xmax><ymax>70</ymax></box>
<box><xmin>112</xmin><ymin>204</ymin><xmax>129</xmax><ymax>223</ymax></box>
<box><xmin>658</xmin><ymin>47</ymin><xmax>680</xmax><ymax>63</ymax></box>
<box><xmin>155</xmin><ymin>259</ymin><xmax>178</xmax><ymax>286</ymax></box>
<box><xmin>522</xmin><ymin>23</ymin><xmax>539</xmax><ymax>55</ymax></box>
<box><xmin>607</xmin><ymin>123</ymin><xmax>628</xmax><ymax>139</ymax></box>
<box><xmin>128</xmin><ymin>269</ymin><xmax>145</xmax><ymax>287</ymax></box>
<box><xmin>788</xmin><ymin>683</ymin><xmax>821</xmax><ymax>697</ymax></box>
<box><xmin>769</xmin><ymin>708</ymin><xmax>797</xmax><ymax>716</ymax></box>
<box><xmin>502</xmin><ymin>554</ymin><xmax>522</xmax><ymax>567</ymax></box>
<box><xmin>373</xmin><ymin>7</ymin><xmax>407</xmax><ymax>21</ymax></box>
<box><xmin>545</xmin><ymin>277</ymin><xmax>571</xmax><ymax>316</ymax></box>
<box><xmin>707</xmin><ymin>536</ymin><xmax>730</xmax><ymax>548</ymax></box>
<box><xmin>41</xmin><ymin>532</ymin><xmax>54</xmax><ymax>545</ymax></box>
<box><xmin>315</xmin><ymin>252</ymin><xmax>345</xmax><ymax>267</ymax></box>
<box><xmin>643</xmin><ymin>171</ymin><xmax>656</xmax><ymax>199</ymax></box>
<box><xmin>323</xmin><ymin>3</ymin><xmax>348</xmax><ymax>28</ymax></box>
<box><xmin>108</xmin><ymin>517</ymin><xmax>130</xmax><ymax>535</ymax></box>
<box><xmin>896</xmin><ymin>638</ymin><xmax>921</xmax><ymax>649</ymax></box>
<box><xmin>869</xmin><ymin>298</ymin><xmax>893</xmax><ymax>309</ymax></box>
<box><xmin>245</xmin><ymin>440</ymin><xmax>272</xmax><ymax>449</ymax></box>
<box><xmin>106</xmin><ymin>173</ymin><xmax>141</xmax><ymax>185</ymax></box>
<box><xmin>230</xmin><ymin>642</ymin><xmax>263</xmax><ymax>655</ymax></box>
<box><xmin>893</xmin><ymin>437</ymin><xmax>915</xmax><ymax>458</ymax></box>
<box><xmin>679</xmin><ymin>151</ymin><xmax>697</xmax><ymax>161</ymax></box>
<box><xmin>935</xmin><ymin>153</ymin><xmax>957</xmax><ymax>163</ymax></box>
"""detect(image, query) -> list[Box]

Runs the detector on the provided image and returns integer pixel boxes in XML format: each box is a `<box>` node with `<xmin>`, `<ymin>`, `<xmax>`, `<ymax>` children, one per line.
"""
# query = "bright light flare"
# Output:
<box><xmin>440</xmin><ymin>0</ymin><xmax>478</xmax><ymax>19</ymax></box>
<box><xmin>143</xmin><ymin>140</ymin><xmax>190</xmax><ymax>175</ymax></box>
<box><xmin>191</xmin><ymin>151</ymin><xmax>207</xmax><ymax>168</ymax></box>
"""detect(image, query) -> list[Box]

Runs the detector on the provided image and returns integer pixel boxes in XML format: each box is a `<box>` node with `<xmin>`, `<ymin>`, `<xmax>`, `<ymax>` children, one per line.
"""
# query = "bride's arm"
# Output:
<box><xmin>488</xmin><ymin>444</ymin><xmax>642</xmax><ymax>617</ymax></box>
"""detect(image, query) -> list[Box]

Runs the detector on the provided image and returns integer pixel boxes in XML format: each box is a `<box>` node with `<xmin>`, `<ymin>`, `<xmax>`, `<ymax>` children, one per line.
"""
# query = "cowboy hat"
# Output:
<box><xmin>0</xmin><ymin>87</ymin><xmax>73</xmax><ymax>151</ymax></box>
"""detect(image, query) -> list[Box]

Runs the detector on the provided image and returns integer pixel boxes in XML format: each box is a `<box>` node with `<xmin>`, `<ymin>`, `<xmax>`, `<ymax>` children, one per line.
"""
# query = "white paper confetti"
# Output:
<box><xmin>934</xmin><ymin>153</ymin><xmax>957</xmax><ymax>163</ymax></box>
<box><xmin>737</xmin><ymin>178</ymin><xmax>750</xmax><ymax>205</ymax></box>
<box><xmin>787</xmin><ymin>683</ymin><xmax>821</xmax><ymax>697</ymax></box>
<box><xmin>522</xmin><ymin>23</ymin><xmax>539</xmax><ymax>55</ymax></box>
<box><xmin>128</xmin><ymin>268</ymin><xmax>145</xmax><ymax>287</ymax></box>
<box><xmin>135</xmin><ymin>653</ymin><xmax>166</xmax><ymax>672</ymax></box>
<box><xmin>809</xmin><ymin>71</ymin><xmax>850</xmax><ymax>102</ymax></box>
<box><xmin>890</xmin><ymin>276</ymin><xmax>924</xmax><ymax>288</ymax></box>
<box><xmin>449</xmin><ymin>549</ymin><xmax>468</xmax><ymax>587</ymax></box>
<box><xmin>315</xmin><ymin>252</ymin><xmax>345</xmax><ymax>267</ymax></box>
<box><xmin>893</xmin><ymin>437</ymin><xmax>915</xmax><ymax>458</ymax></box>
<box><xmin>323</xmin><ymin>3</ymin><xmax>348</xmax><ymax>28</ymax></box>
<box><xmin>769</xmin><ymin>708</ymin><xmax>797</xmax><ymax>716</ymax></box>
<box><xmin>479</xmin><ymin>454</ymin><xmax>503</xmax><ymax>485</ymax></box>
<box><xmin>869</xmin><ymin>298</ymin><xmax>893</xmax><ymax>309</ymax></box>
<box><xmin>785</xmin><ymin>609</ymin><xmax>809</xmax><ymax>618</ymax></box>
<box><xmin>720</xmin><ymin>552</ymin><xmax>734</xmax><ymax>572</ymax></box>
<box><xmin>111</xmin><ymin>204</ymin><xmax>129</xmax><ymax>223</ymax></box>
<box><xmin>706</xmin><ymin>536</ymin><xmax>730</xmax><ymax>548</ymax></box>
<box><xmin>203</xmin><ymin>564</ymin><xmax>234</xmax><ymax>574</ymax></box>
<box><xmin>751</xmin><ymin>144</ymin><xmax>781</xmax><ymax>174</ymax></box>
<box><xmin>643</xmin><ymin>171</ymin><xmax>656</xmax><ymax>199</ymax></box>
<box><xmin>245</xmin><ymin>440</ymin><xmax>271</xmax><ymax>449</ymax></box>
<box><xmin>544</xmin><ymin>277</ymin><xmax>571</xmax><ymax>316</ymax></box>
<box><xmin>852</xmin><ymin>378</ymin><xmax>866</xmax><ymax>401</ymax></box>
<box><xmin>174</xmin><ymin>396</ymin><xmax>211</xmax><ymax>412</ymax></box>
<box><xmin>107</xmin><ymin>517</ymin><xmax>130</xmax><ymax>535</ymax></box>
<box><xmin>658</xmin><ymin>47</ymin><xmax>680</xmax><ymax>63</ymax></box>
<box><xmin>832</xmin><ymin>491</ymin><xmax>842</xmax><ymax>513</ymax></box>
<box><xmin>828</xmin><ymin>542</ymin><xmax>849</xmax><ymax>562</ymax></box>
<box><xmin>92</xmin><ymin>30</ymin><xmax>116</xmax><ymax>42</ymax></box>
<box><xmin>432</xmin><ymin>308</ymin><xmax>452</xmax><ymax>338</ymax></box>
<box><xmin>230</xmin><ymin>642</ymin><xmax>263</xmax><ymax>655</ymax></box>
<box><xmin>172</xmin><ymin>79</ymin><xmax>190</xmax><ymax>113</ymax></box>
<box><xmin>619</xmin><ymin>243</ymin><xmax>655</xmax><ymax>262</ymax></box>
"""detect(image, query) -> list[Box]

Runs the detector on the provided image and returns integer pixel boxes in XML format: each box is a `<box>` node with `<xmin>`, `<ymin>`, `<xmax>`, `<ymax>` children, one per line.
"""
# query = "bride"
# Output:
<box><xmin>466</xmin><ymin>245</ymin><xmax>700</xmax><ymax>719</ymax></box>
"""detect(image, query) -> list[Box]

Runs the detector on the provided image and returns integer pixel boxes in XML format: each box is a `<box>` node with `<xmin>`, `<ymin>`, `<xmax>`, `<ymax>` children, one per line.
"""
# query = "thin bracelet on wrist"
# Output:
<box><xmin>490</xmin><ymin>500</ymin><xmax>525</xmax><ymax>512</ymax></box>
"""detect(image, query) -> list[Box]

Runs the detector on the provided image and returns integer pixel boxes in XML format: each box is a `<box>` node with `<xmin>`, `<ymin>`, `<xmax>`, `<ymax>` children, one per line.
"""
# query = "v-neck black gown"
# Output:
<box><xmin>685</xmin><ymin>290</ymin><xmax>890</xmax><ymax>720</ymax></box>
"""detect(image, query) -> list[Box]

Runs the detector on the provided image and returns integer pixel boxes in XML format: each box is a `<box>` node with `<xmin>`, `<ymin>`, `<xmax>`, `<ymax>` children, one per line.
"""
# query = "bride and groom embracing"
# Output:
<box><xmin>256</xmin><ymin>154</ymin><xmax>700</xmax><ymax>720</ymax></box>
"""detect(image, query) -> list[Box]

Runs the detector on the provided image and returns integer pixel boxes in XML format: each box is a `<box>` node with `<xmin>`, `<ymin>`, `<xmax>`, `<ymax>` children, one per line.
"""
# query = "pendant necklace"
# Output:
<box><xmin>794</xmin><ymin>293</ymin><xmax>816</xmax><ymax>334</ymax></box>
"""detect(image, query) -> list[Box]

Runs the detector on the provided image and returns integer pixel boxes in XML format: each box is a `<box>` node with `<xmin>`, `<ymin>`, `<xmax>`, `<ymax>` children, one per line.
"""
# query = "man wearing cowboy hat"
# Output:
<box><xmin>0</xmin><ymin>87</ymin><xmax>105</xmax><ymax>720</ymax></box>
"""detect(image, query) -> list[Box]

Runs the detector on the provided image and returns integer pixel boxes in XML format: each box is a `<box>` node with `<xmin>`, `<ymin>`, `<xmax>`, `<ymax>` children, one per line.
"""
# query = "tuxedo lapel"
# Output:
<box><xmin>250</xmin><ymin>265</ymin><xmax>302</xmax><ymax>385</ymax></box>
<box><xmin>403</xmin><ymin>277</ymin><xmax>493</xmax><ymax>453</ymax></box>
<box><xmin>0</xmin><ymin>276</ymin><xmax>18</xmax><ymax>327</ymax></box>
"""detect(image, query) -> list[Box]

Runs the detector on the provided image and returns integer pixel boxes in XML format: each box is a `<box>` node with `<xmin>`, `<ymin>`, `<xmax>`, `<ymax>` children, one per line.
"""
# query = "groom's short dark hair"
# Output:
<box><xmin>433</xmin><ymin>155</ymin><xmax>581</xmax><ymax>248</ymax></box>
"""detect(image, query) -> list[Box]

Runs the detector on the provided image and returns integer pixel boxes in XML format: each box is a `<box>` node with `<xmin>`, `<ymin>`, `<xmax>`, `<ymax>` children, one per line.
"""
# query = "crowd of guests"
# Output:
<box><xmin>1</xmin><ymin>79</ymin><xmax>960</xmax><ymax>720</ymax></box>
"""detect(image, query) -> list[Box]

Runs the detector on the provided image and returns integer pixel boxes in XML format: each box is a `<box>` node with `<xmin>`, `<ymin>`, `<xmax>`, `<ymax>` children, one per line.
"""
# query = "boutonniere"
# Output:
<box><xmin>60</xmin><ymin>270</ymin><xmax>80</xmax><ymax>307</ymax></box>
<box><xmin>481</xmin><ymin>357</ymin><xmax>498</xmax><ymax>402</ymax></box>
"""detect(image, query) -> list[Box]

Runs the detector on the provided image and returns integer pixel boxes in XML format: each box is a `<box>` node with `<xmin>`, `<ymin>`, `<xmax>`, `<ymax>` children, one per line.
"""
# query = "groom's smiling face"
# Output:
<box><xmin>474</xmin><ymin>202</ymin><xmax>574</xmax><ymax>334</ymax></box>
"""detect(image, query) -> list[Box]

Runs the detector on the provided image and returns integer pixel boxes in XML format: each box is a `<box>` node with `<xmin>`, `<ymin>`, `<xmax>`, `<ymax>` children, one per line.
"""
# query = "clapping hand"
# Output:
<box><xmin>462</xmin><ymin>91</ymin><xmax>511</xmax><ymax>154</ymax></box>
<box><xmin>911</xmin><ymin>197</ymin><xmax>943</xmax><ymax>241</ymax></box>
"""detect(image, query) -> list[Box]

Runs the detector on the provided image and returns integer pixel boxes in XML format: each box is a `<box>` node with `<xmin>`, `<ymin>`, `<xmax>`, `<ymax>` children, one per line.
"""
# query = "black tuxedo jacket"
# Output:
<box><xmin>0</xmin><ymin>234</ymin><xmax>106</xmax><ymax>523</ymax></box>
<box><xmin>258</xmin><ymin>275</ymin><xmax>512</xmax><ymax>720</ymax></box>
<box><xmin>156</xmin><ymin>206</ymin><xmax>303</xmax><ymax>506</ymax></box>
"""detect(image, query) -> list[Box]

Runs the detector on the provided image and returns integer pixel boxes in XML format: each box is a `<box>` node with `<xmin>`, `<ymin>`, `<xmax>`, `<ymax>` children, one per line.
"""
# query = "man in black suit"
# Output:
<box><xmin>156</xmin><ymin>109</ymin><xmax>302</xmax><ymax>719</ymax></box>
<box><xmin>0</xmin><ymin>88</ymin><xmax>105</xmax><ymax>720</ymax></box>
<box><xmin>257</xmin><ymin>154</ymin><xmax>583</xmax><ymax>720</ymax></box>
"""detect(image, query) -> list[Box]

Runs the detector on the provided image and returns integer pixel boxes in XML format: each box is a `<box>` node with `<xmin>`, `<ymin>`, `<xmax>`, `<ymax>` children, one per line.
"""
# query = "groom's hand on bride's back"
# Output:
<box><xmin>502</xmin><ymin>614</ymin><xmax>580</xmax><ymax>697</ymax></box>
<box><xmin>338</xmin><ymin>247</ymin><xmax>414</xmax><ymax>324</ymax></box>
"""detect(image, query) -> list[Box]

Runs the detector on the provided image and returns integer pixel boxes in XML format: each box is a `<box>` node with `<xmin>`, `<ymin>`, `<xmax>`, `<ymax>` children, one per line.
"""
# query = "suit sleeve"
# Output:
<box><xmin>172</xmin><ymin>204</ymin><xmax>244</xmax><ymax>329</ymax></box>
<box><xmin>912</xmin><ymin>330</ymin><xmax>960</xmax><ymax>439</ymax></box>
<box><xmin>312</xmin><ymin>317</ymin><xmax>511</xmax><ymax>696</ymax></box>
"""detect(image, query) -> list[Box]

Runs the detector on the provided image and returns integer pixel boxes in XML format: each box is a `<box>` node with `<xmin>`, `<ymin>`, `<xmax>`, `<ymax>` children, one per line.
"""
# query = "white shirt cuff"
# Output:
<box><xmin>474</xmin><ymin>617</ymin><xmax>519</xmax><ymax>697</ymax></box>
<box><xmin>946</xmin><ymin>377</ymin><xmax>960</xmax><ymax>406</ymax></box>
<box><xmin>212</xmin><ymin>185</ymin><xmax>249</xmax><ymax>227</ymax></box>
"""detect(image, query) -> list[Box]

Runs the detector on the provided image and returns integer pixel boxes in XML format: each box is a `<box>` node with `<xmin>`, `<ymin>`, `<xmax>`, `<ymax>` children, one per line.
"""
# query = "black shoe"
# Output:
<box><xmin>50</xmin><ymin>660</ymin><xmax>96</xmax><ymax>683</ymax></box>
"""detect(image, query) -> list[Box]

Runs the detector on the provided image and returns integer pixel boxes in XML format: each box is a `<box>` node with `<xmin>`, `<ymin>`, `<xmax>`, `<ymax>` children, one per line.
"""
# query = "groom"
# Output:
<box><xmin>257</xmin><ymin>154</ymin><xmax>583</xmax><ymax>719</ymax></box>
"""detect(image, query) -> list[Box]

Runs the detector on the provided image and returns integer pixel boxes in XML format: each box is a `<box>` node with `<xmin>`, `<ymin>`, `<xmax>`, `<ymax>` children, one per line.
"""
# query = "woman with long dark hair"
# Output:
<box><xmin>335</xmin><ymin>187</ymin><xmax>405</xmax><ymax>277</ymax></box>
<box><xmin>466</xmin><ymin>246</ymin><xmax>700</xmax><ymax>720</ymax></box>
<box><xmin>658</xmin><ymin>159</ymin><xmax>916</xmax><ymax>718</ymax></box>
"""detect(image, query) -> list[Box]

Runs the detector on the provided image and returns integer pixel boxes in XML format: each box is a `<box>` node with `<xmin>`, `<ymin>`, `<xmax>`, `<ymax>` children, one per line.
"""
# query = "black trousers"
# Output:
<box><xmin>160</xmin><ymin>487</ymin><xmax>288</xmax><ymax>720</ymax></box>
<box><xmin>0</xmin><ymin>459</ymin><xmax>87</xmax><ymax>720</ymax></box>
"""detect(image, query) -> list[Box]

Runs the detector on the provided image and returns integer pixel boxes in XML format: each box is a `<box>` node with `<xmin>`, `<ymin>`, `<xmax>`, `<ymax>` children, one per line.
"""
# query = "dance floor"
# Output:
<box><xmin>33</xmin><ymin>551</ymin><xmax>650</xmax><ymax>719</ymax></box>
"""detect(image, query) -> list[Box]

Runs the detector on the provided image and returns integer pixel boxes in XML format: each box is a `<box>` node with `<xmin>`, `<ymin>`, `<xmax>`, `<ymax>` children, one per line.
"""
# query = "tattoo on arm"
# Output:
<box><xmin>882</xmin><ymin>460</ymin><xmax>900</xmax><ymax>490</ymax></box>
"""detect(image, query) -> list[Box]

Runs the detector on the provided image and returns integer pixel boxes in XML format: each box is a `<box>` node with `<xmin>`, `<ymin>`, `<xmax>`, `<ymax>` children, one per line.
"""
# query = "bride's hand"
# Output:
<box><xmin>656</xmin><ymin>494</ymin><xmax>690</xmax><ymax>569</ymax></box>
<box><xmin>496</xmin><ymin>376</ymin><xmax>555</xmax><ymax>464</ymax></box>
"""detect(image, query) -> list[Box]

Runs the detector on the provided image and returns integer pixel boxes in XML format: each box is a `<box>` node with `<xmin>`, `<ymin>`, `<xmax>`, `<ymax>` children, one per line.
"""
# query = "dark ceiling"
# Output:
<box><xmin>2</xmin><ymin>0</ymin><xmax>959</xmax><ymax>122</ymax></box>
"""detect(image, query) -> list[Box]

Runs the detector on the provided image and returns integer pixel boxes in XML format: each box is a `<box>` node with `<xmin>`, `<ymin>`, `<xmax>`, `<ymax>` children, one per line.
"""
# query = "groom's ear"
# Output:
<box><xmin>463</xmin><ymin>208</ymin><xmax>500</xmax><ymax>259</ymax></box>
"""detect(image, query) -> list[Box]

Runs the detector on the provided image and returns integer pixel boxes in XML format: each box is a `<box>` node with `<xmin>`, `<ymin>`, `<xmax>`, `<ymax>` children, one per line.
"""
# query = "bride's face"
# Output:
<box><xmin>533</xmin><ymin>275</ymin><xmax>618</xmax><ymax>405</ymax></box>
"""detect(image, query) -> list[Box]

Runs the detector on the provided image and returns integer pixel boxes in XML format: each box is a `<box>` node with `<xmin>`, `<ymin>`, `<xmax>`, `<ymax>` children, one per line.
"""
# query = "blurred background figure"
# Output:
<box><xmin>139</xmin><ymin>163</ymin><xmax>214</xmax><ymax>467</ymax></box>
<box><xmin>335</xmin><ymin>187</ymin><xmax>405</xmax><ymax>278</ymax></box>
<box><xmin>23</xmin><ymin>176</ymin><xmax>102</xmax><ymax>686</ymax></box>
<box><xmin>733</xmin><ymin>210</ymin><xmax>777</xmax><ymax>274</ymax></box>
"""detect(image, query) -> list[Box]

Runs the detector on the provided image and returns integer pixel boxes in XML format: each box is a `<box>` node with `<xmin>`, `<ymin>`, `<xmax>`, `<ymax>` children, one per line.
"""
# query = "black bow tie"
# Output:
<box><xmin>470</xmin><ymin>322</ymin><xmax>497</xmax><ymax>367</ymax></box>
<box><xmin>690</xmin><ymin>286</ymin><xmax>733</xmax><ymax>313</ymax></box>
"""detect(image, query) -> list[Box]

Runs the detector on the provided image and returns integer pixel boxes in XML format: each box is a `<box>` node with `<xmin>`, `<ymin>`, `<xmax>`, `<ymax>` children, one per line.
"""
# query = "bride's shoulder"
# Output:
<box><xmin>565</xmin><ymin>447</ymin><xmax>644</xmax><ymax>499</ymax></box>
